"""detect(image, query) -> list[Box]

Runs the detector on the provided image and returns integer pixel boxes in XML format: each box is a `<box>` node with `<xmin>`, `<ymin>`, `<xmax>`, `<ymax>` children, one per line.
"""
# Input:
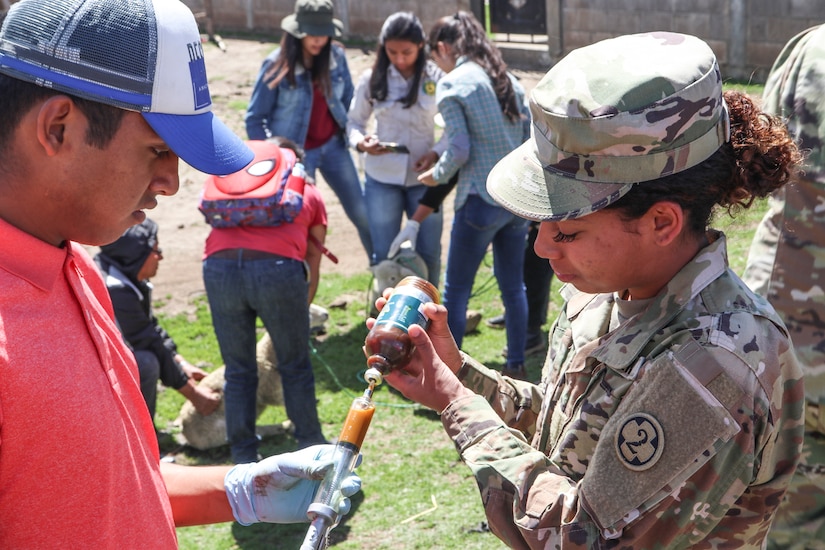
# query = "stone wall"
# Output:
<box><xmin>184</xmin><ymin>0</ymin><xmax>471</xmax><ymax>43</ymax></box>
<box><xmin>549</xmin><ymin>0</ymin><xmax>824</xmax><ymax>80</ymax></box>
<box><xmin>186</xmin><ymin>0</ymin><xmax>824</xmax><ymax>81</ymax></box>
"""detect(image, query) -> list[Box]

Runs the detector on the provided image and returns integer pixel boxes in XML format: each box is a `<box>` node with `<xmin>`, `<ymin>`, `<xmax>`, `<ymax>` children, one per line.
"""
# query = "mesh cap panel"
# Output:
<box><xmin>0</xmin><ymin>0</ymin><xmax>155</xmax><ymax>109</ymax></box>
<box><xmin>0</xmin><ymin>0</ymin><xmax>254</xmax><ymax>175</ymax></box>
<box><xmin>67</xmin><ymin>1</ymin><xmax>154</xmax><ymax>81</ymax></box>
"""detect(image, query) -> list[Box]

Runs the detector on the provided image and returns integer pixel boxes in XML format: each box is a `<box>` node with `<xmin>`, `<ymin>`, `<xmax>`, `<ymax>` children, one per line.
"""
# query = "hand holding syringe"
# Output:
<box><xmin>300</xmin><ymin>380</ymin><xmax>378</xmax><ymax>550</ymax></box>
<box><xmin>301</xmin><ymin>275</ymin><xmax>434</xmax><ymax>548</ymax></box>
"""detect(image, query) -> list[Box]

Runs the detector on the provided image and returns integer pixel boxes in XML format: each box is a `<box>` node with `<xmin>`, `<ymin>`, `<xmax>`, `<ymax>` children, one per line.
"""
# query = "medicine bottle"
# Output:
<box><xmin>363</xmin><ymin>276</ymin><xmax>440</xmax><ymax>385</ymax></box>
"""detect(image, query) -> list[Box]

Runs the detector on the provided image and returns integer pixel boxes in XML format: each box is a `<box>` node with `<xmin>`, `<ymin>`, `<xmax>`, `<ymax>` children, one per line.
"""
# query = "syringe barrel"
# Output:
<box><xmin>337</xmin><ymin>395</ymin><xmax>374</xmax><ymax>449</ymax></box>
<box><xmin>305</xmin><ymin>394</ymin><xmax>375</xmax><ymax>526</ymax></box>
<box><xmin>299</xmin><ymin>516</ymin><xmax>329</xmax><ymax>550</ymax></box>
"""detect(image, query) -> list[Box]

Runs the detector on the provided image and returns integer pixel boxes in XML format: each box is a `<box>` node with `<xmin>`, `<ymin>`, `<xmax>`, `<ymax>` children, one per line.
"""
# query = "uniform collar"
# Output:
<box><xmin>573</xmin><ymin>230</ymin><xmax>729</xmax><ymax>371</ymax></box>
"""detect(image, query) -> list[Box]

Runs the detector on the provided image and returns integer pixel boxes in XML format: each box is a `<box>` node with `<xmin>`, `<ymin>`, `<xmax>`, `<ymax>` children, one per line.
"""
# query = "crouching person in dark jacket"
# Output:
<box><xmin>95</xmin><ymin>218</ymin><xmax>221</xmax><ymax>422</ymax></box>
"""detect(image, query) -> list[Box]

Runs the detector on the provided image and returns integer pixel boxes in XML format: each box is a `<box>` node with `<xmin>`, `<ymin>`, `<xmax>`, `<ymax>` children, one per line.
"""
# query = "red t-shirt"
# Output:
<box><xmin>304</xmin><ymin>82</ymin><xmax>339</xmax><ymax>150</ymax></box>
<box><xmin>204</xmin><ymin>182</ymin><xmax>327</xmax><ymax>260</ymax></box>
<box><xmin>0</xmin><ymin>218</ymin><xmax>177</xmax><ymax>548</ymax></box>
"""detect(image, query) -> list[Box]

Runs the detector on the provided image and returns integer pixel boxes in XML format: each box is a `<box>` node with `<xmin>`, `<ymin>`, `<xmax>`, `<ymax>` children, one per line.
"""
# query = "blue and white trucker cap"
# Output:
<box><xmin>0</xmin><ymin>0</ymin><xmax>253</xmax><ymax>176</ymax></box>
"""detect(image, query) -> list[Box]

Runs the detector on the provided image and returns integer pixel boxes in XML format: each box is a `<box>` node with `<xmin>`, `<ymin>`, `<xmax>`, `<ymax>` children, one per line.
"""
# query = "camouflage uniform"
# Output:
<box><xmin>743</xmin><ymin>24</ymin><xmax>825</xmax><ymax>549</ymax></box>
<box><xmin>443</xmin><ymin>233</ymin><xmax>804</xmax><ymax>548</ymax></box>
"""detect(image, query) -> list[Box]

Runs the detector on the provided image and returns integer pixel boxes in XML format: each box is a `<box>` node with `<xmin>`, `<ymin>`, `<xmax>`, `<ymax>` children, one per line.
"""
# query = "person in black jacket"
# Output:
<box><xmin>95</xmin><ymin>218</ymin><xmax>221</xmax><ymax>421</ymax></box>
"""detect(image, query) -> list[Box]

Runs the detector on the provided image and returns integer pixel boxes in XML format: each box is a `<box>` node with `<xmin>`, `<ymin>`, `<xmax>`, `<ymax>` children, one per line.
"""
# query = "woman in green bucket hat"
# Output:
<box><xmin>379</xmin><ymin>31</ymin><xmax>805</xmax><ymax>548</ymax></box>
<box><xmin>245</xmin><ymin>0</ymin><xmax>373</xmax><ymax>264</ymax></box>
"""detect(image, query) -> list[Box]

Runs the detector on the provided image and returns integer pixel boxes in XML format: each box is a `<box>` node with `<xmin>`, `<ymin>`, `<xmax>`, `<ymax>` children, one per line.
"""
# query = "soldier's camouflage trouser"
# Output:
<box><xmin>768</xmin><ymin>403</ymin><xmax>825</xmax><ymax>550</ymax></box>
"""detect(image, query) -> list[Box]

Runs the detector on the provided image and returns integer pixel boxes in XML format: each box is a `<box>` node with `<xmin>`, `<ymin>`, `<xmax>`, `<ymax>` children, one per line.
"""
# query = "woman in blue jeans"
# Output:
<box><xmin>347</xmin><ymin>12</ymin><xmax>446</xmax><ymax>284</ymax></box>
<box><xmin>245</xmin><ymin>0</ymin><xmax>372</xmax><ymax>263</ymax></box>
<box><xmin>202</xmin><ymin>139</ymin><xmax>328</xmax><ymax>463</ymax></box>
<box><xmin>414</xmin><ymin>12</ymin><xmax>531</xmax><ymax>379</ymax></box>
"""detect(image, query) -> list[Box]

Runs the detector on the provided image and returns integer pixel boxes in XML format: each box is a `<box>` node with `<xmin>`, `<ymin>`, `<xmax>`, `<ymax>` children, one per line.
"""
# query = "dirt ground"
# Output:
<box><xmin>126</xmin><ymin>37</ymin><xmax>543</xmax><ymax>317</ymax></box>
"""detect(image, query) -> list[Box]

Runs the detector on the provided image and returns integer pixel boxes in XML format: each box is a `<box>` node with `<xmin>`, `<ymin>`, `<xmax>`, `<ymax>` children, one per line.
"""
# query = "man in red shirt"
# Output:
<box><xmin>0</xmin><ymin>0</ymin><xmax>359</xmax><ymax>547</ymax></box>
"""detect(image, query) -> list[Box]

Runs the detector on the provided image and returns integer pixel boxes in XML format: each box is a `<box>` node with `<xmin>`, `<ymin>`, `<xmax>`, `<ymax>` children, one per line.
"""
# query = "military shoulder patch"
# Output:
<box><xmin>615</xmin><ymin>413</ymin><xmax>664</xmax><ymax>471</ymax></box>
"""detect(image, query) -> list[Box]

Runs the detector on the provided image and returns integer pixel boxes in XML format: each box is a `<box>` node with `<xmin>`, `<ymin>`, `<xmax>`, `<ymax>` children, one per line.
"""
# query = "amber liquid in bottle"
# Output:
<box><xmin>364</xmin><ymin>276</ymin><xmax>440</xmax><ymax>383</ymax></box>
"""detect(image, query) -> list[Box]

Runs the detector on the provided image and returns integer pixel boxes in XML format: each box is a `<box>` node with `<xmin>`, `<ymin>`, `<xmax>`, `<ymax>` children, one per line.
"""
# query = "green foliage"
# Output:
<box><xmin>227</xmin><ymin>99</ymin><xmax>249</xmax><ymax>113</ymax></box>
<box><xmin>713</xmin><ymin>199</ymin><xmax>768</xmax><ymax>276</ymax></box>
<box><xmin>157</xmin><ymin>200</ymin><xmax>768</xmax><ymax>549</ymax></box>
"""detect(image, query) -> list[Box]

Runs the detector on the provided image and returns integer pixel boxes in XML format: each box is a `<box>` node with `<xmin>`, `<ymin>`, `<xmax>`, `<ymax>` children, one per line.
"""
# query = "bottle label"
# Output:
<box><xmin>374</xmin><ymin>286</ymin><xmax>432</xmax><ymax>332</ymax></box>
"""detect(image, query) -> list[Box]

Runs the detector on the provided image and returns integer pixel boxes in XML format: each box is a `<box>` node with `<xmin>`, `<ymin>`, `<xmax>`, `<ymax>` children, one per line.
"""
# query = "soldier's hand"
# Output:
<box><xmin>384</xmin><ymin>323</ymin><xmax>473</xmax><ymax>412</ymax></box>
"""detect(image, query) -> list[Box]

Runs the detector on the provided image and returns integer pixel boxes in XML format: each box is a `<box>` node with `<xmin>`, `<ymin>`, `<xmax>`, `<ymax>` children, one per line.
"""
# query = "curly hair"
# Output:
<box><xmin>606</xmin><ymin>90</ymin><xmax>802</xmax><ymax>236</ymax></box>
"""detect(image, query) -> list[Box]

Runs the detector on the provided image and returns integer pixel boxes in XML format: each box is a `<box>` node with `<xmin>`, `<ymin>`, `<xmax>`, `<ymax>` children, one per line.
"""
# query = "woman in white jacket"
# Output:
<box><xmin>347</xmin><ymin>12</ymin><xmax>446</xmax><ymax>285</ymax></box>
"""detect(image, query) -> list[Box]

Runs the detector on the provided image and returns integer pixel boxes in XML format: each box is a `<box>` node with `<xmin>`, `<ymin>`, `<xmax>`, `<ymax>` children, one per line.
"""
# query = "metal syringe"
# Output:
<box><xmin>300</xmin><ymin>380</ymin><xmax>377</xmax><ymax>550</ymax></box>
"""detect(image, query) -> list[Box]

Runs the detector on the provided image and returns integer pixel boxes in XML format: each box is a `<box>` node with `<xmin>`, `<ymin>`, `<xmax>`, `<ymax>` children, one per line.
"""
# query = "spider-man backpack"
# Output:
<box><xmin>198</xmin><ymin>140</ymin><xmax>306</xmax><ymax>228</ymax></box>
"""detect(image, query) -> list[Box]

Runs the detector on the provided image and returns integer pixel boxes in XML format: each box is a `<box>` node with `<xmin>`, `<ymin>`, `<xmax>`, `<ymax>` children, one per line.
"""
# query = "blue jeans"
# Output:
<box><xmin>304</xmin><ymin>134</ymin><xmax>373</xmax><ymax>263</ymax></box>
<box><xmin>444</xmin><ymin>195</ymin><xmax>529</xmax><ymax>366</ymax></box>
<box><xmin>203</xmin><ymin>253</ymin><xmax>325</xmax><ymax>463</ymax></box>
<box><xmin>524</xmin><ymin>222</ymin><xmax>554</xmax><ymax>338</ymax></box>
<box><xmin>134</xmin><ymin>349</ymin><xmax>159</xmax><ymax>420</ymax></box>
<box><xmin>364</xmin><ymin>176</ymin><xmax>443</xmax><ymax>286</ymax></box>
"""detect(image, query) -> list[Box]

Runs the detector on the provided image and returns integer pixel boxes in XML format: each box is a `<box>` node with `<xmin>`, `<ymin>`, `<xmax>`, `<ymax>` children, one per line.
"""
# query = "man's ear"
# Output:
<box><xmin>34</xmin><ymin>95</ymin><xmax>75</xmax><ymax>156</ymax></box>
<box><xmin>645</xmin><ymin>201</ymin><xmax>685</xmax><ymax>247</ymax></box>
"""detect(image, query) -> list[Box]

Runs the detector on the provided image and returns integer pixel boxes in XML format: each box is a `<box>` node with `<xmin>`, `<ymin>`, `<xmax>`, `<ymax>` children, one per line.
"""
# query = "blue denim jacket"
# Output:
<box><xmin>245</xmin><ymin>43</ymin><xmax>354</xmax><ymax>143</ymax></box>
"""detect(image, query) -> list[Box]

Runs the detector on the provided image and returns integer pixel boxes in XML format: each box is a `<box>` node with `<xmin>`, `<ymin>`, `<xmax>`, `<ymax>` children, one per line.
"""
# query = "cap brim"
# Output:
<box><xmin>487</xmin><ymin>140</ymin><xmax>634</xmax><ymax>222</ymax></box>
<box><xmin>143</xmin><ymin>111</ymin><xmax>253</xmax><ymax>176</ymax></box>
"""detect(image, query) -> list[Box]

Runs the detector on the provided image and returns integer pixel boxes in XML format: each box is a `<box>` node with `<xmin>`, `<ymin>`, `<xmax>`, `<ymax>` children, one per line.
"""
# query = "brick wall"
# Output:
<box><xmin>184</xmin><ymin>0</ymin><xmax>471</xmax><ymax>44</ymax></box>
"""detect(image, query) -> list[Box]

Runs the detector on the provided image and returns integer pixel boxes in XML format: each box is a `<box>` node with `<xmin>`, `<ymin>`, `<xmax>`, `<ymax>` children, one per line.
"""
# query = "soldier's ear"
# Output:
<box><xmin>645</xmin><ymin>201</ymin><xmax>684</xmax><ymax>247</ymax></box>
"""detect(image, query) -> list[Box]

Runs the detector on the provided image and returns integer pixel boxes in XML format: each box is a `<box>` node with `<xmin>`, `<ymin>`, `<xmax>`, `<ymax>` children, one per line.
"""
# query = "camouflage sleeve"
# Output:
<box><xmin>577</xmin><ymin>338</ymin><xmax>803</xmax><ymax>548</ymax></box>
<box><xmin>456</xmin><ymin>352</ymin><xmax>545</xmax><ymax>437</ymax></box>
<box><xmin>440</xmin><ymin>394</ymin><xmax>583</xmax><ymax>549</ymax></box>
<box><xmin>743</xmin><ymin>23</ymin><xmax>825</xmax><ymax>407</ymax></box>
<box><xmin>441</xmin><ymin>328</ymin><xmax>804</xmax><ymax>548</ymax></box>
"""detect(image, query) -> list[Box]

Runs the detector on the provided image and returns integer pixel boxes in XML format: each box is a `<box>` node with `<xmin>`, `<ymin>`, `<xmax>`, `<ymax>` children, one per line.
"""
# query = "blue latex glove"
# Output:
<box><xmin>224</xmin><ymin>444</ymin><xmax>362</xmax><ymax>525</ymax></box>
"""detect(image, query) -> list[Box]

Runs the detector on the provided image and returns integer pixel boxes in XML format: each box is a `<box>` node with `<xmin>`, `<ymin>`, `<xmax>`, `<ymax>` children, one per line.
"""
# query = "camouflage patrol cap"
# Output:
<box><xmin>488</xmin><ymin>31</ymin><xmax>731</xmax><ymax>221</ymax></box>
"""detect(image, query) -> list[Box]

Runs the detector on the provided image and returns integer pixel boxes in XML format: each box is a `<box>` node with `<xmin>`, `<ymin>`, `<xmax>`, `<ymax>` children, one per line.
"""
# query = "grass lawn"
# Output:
<box><xmin>156</xmin><ymin>200</ymin><xmax>768</xmax><ymax>550</ymax></box>
<box><xmin>156</xmin><ymin>80</ymin><xmax>768</xmax><ymax>549</ymax></box>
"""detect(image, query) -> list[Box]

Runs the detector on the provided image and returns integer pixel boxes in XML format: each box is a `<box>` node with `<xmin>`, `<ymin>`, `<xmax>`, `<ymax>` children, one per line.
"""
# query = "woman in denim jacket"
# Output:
<box><xmin>245</xmin><ymin>0</ymin><xmax>372</xmax><ymax>262</ymax></box>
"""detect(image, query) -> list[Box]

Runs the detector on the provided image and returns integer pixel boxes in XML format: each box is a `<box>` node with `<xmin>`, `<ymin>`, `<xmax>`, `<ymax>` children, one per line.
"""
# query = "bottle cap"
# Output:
<box><xmin>364</xmin><ymin>367</ymin><xmax>383</xmax><ymax>386</ymax></box>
